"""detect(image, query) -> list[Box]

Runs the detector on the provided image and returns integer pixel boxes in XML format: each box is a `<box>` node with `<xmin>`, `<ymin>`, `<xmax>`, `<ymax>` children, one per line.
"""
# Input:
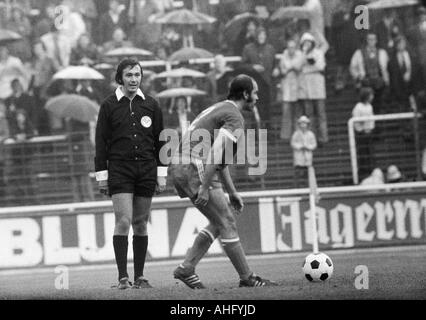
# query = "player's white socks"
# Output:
<box><xmin>182</xmin><ymin>229</ymin><xmax>216</xmax><ymax>270</ymax></box>
<box><xmin>221</xmin><ymin>238</ymin><xmax>252</xmax><ymax>281</ymax></box>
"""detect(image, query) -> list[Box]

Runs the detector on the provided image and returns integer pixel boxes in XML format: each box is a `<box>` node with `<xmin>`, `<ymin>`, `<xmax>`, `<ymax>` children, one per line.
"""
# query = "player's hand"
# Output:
<box><xmin>156</xmin><ymin>176</ymin><xmax>167</xmax><ymax>194</ymax></box>
<box><xmin>229</xmin><ymin>193</ymin><xmax>244</xmax><ymax>214</ymax></box>
<box><xmin>98</xmin><ymin>180</ymin><xmax>109</xmax><ymax>196</ymax></box>
<box><xmin>195</xmin><ymin>185</ymin><xmax>209</xmax><ymax>207</ymax></box>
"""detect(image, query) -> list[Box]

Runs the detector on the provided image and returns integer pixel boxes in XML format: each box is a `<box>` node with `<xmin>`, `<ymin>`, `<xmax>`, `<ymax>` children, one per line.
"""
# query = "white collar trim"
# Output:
<box><xmin>115</xmin><ymin>86</ymin><xmax>145</xmax><ymax>101</ymax></box>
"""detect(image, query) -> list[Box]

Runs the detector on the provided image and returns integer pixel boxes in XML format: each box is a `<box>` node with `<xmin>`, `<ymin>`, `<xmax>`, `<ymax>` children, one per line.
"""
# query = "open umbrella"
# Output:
<box><xmin>366</xmin><ymin>0</ymin><xmax>419</xmax><ymax>9</ymax></box>
<box><xmin>155</xmin><ymin>67</ymin><xmax>206</xmax><ymax>79</ymax></box>
<box><xmin>0</xmin><ymin>29</ymin><xmax>22</xmax><ymax>45</ymax></box>
<box><xmin>168</xmin><ymin>47</ymin><xmax>214</xmax><ymax>62</ymax></box>
<box><xmin>223</xmin><ymin>13</ymin><xmax>262</xmax><ymax>44</ymax></box>
<box><xmin>270</xmin><ymin>7</ymin><xmax>312</xmax><ymax>22</ymax></box>
<box><xmin>154</xmin><ymin>8</ymin><xmax>216</xmax><ymax>25</ymax></box>
<box><xmin>52</xmin><ymin>66</ymin><xmax>105</xmax><ymax>80</ymax></box>
<box><xmin>156</xmin><ymin>88</ymin><xmax>207</xmax><ymax>99</ymax></box>
<box><xmin>45</xmin><ymin>94</ymin><xmax>100</xmax><ymax>123</ymax></box>
<box><xmin>105</xmin><ymin>47</ymin><xmax>153</xmax><ymax>58</ymax></box>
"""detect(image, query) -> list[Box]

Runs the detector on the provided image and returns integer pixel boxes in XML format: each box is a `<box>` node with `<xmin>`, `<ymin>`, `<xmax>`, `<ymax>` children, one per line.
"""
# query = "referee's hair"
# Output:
<box><xmin>227</xmin><ymin>74</ymin><xmax>255</xmax><ymax>101</ymax></box>
<box><xmin>115</xmin><ymin>58</ymin><xmax>143</xmax><ymax>85</ymax></box>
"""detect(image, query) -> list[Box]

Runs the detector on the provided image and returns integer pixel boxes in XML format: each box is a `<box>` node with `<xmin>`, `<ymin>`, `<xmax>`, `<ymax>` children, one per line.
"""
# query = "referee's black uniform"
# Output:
<box><xmin>95</xmin><ymin>87</ymin><xmax>167</xmax><ymax>197</ymax></box>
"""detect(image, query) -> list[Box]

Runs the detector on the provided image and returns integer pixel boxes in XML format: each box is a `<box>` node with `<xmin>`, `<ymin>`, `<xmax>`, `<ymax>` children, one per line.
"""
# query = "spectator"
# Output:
<box><xmin>129</xmin><ymin>0</ymin><xmax>163</xmax><ymax>49</ymax></box>
<box><xmin>6</xmin><ymin>5</ymin><xmax>32</xmax><ymax>62</ymax></box>
<box><xmin>386</xmin><ymin>165</ymin><xmax>404</xmax><ymax>183</ymax></box>
<box><xmin>407</xmin><ymin>7</ymin><xmax>426</xmax><ymax>90</ymax></box>
<box><xmin>206</xmin><ymin>55</ymin><xmax>232</xmax><ymax>104</ymax></box>
<box><xmin>5</xmin><ymin>79</ymin><xmax>40</xmax><ymax>136</ymax></box>
<box><xmin>373</xmin><ymin>8</ymin><xmax>403</xmax><ymax>53</ymax></box>
<box><xmin>102</xmin><ymin>28</ymin><xmax>134</xmax><ymax>53</ymax></box>
<box><xmin>388</xmin><ymin>36</ymin><xmax>413</xmax><ymax>111</ymax></box>
<box><xmin>7</xmin><ymin>108</ymin><xmax>37</xmax><ymax>142</ymax></box>
<box><xmin>233</xmin><ymin>17</ymin><xmax>259</xmax><ymax>56</ymax></box>
<box><xmin>96</xmin><ymin>0</ymin><xmax>129</xmax><ymax>45</ymax></box>
<box><xmin>71</xmin><ymin>33</ymin><xmax>100</xmax><ymax>66</ymax></box>
<box><xmin>350</xmin><ymin>32</ymin><xmax>389</xmax><ymax>114</ymax></box>
<box><xmin>296</xmin><ymin>18</ymin><xmax>329</xmax><ymax>55</ymax></box>
<box><xmin>352</xmin><ymin>87</ymin><xmax>375</xmax><ymax>181</ymax></box>
<box><xmin>33</xmin><ymin>4</ymin><xmax>57</xmax><ymax>39</ymax></box>
<box><xmin>298</xmin><ymin>32</ymin><xmax>328</xmax><ymax>144</ymax></box>
<box><xmin>164</xmin><ymin>96</ymin><xmax>196</xmax><ymax>136</ymax></box>
<box><xmin>62</xmin><ymin>0</ymin><xmax>98</xmax><ymax>36</ymax></box>
<box><xmin>0</xmin><ymin>46</ymin><xmax>29</xmax><ymax>100</ymax></box>
<box><xmin>41</xmin><ymin>25</ymin><xmax>73</xmax><ymax>69</ymax></box>
<box><xmin>76</xmin><ymin>79</ymin><xmax>102</xmax><ymax>103</ymax></box>
<box><xmin>278</xmin><ymin>39</ymin><xmax>303</xmax><ymax>141</ymax></box>
<box><xmin>291</xmin><ymin>115</ymin><xmax>317</xmax><ymax>188</ymax></box>
<box><xmin>241</xmin><ymin>27</ymin><xmax>276</xmax><ymax>122</ymax></box>
<box><xmin>331</xmin><ymin>1</ymin><xmax>363</xmax><ymax>92</ymax></box>
<box><xmin>360</xmin><ymin>168</ymin><xmax>385</xmax><ymax>186</ymax></box>
<box><xmin>56</xmin><ymin>2</ymin><xmax>87</xmax><ymax>48</ymax></box>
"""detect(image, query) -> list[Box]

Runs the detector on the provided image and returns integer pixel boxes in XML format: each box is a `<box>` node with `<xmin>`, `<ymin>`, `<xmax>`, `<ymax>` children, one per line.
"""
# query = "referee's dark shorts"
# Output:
<box><xmin>108</xmin><ymin>159</ymin><xmax>157</xmax><ymax>197</ymax></box>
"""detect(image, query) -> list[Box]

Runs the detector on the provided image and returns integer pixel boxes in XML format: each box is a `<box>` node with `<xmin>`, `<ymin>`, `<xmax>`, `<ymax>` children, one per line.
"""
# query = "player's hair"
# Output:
<box><xmin>115</xmin><ymin>58</ymin><xmax>143</xmax><ymax>85</ymax></box>
<box><xmin>227</xmin><ymin>74</ymin><xmax>254</xmax><ymax>101</ymax></box>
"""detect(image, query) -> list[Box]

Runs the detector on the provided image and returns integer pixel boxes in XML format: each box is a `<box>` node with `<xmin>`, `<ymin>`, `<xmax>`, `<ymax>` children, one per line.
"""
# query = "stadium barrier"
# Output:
<box><xmin>1</xmin><ymin>182</ymin><xmax>425</xmax><ymax>270</ymax></box>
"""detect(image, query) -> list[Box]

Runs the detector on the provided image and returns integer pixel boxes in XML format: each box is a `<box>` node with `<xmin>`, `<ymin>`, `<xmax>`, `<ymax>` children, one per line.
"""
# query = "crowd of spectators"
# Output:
<box><xmin>0</xmin><ymin>0</ymin><xmax>425</xmax><ymax>204</ymax></box>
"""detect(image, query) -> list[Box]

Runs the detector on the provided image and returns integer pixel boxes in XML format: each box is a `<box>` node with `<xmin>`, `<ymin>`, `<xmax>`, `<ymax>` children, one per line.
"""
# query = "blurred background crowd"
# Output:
<box><xmin>0</xmin><ymin>0</ymin><xmax>425</xmax><ymax>206</ymax></box>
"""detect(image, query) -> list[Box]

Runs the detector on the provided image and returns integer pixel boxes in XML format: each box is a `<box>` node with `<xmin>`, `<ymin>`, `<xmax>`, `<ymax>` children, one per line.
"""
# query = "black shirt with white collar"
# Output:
<box><xmin>94</xmin><ymin>87</ymin><xmax>167</xmax><ymax>181</ymax></box>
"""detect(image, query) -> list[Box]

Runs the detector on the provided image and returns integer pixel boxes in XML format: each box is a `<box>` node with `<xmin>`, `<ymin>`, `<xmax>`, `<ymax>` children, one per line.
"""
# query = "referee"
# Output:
<box><xmin>95</xmin><ymin>58</ymin><xmax>167</xmax><ymax>289</ymax></box>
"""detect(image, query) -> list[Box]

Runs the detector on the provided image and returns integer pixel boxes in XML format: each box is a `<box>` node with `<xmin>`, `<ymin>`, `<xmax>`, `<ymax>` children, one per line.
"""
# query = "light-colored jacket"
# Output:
<box><xmin>279</xmin><ymin>49</ymin><xmax>303</xmax><ymax>102</ymax></box>
<box><xmin>350</xmin><ymin>48</ymin><xmax>389</xmax><ymax>84</ymax></box>
<box><xmin>291</xmin><ymin>129</ymin><xmax>317</xmax><ymax>167</ymax></box>
<box><xmin>298</xmin><ymin>48</ymin><xmax>326</xmax><ymax>100</ymax></box>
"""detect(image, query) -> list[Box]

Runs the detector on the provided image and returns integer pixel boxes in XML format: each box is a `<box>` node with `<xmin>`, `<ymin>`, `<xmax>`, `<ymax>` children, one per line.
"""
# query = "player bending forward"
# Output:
<box><xmin>168</xmin><ymin>75</ymin><xmax>277</xmax><ymax>289</ymax></box>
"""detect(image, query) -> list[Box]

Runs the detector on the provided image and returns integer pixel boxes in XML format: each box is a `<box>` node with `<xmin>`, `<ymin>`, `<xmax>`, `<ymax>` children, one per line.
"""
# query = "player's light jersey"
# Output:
<box><xmin>173</xmin><ymin>100</ymin><xmax>245</xmax><ymax>165</ymax></box>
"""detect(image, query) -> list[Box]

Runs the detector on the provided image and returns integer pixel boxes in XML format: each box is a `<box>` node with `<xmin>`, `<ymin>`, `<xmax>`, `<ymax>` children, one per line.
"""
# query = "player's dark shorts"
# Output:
<box><xmin>108</xmin><ymin>159</ymin><xmax>157</xmax><ymax>197</ymax></box>
<box><xmin>168</xmin><ymin>160</ymin><xmax>223</xmax><ymax>200</ymax></box>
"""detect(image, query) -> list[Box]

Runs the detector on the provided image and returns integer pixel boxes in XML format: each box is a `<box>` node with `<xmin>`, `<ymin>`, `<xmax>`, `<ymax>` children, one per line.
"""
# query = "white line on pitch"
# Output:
<box><xmin>0</xmin><ymin>244</ymin><xmax>425</xmax><ymax>277</ymax></box>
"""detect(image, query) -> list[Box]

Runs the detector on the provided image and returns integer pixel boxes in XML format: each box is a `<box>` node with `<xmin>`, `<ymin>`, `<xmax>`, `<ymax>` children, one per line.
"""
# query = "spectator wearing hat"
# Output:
<box><xmin>386</xmin><ymin>165</ymin><xmax>404</xmax><ymax>183</ymax></box>
<box><xmin>352</xmin><ymin>87</ymin><xmax>375</xmax><ymax>181</ymax></box>
<box><xmin>298</xmin><ymin>32</ymin><xmax>328</xmax><ymax>144</ymax></box>
<box><xmin>291</xmin><ymin>115</ymin><xmax>317</xmax><ymax>188</ymax></box>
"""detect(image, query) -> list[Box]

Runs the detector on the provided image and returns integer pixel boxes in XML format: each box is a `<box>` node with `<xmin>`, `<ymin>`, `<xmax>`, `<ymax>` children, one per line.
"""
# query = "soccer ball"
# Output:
<box><xmin>302</xmin><ymin>252</ymin><xmax>334</xmax><ymax>282</ymax></box>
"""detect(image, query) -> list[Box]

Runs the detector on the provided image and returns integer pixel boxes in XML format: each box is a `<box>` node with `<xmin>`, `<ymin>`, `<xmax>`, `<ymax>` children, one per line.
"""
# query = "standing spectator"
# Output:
<box><xmin>373</xmin><ymin>8</ymin><xmax>403</xmax><ymax>53</ymax></box>
<box><xmin>6</xmin><ymin>6</ymin><xmax>32</xmax><ymax>62</ymax></box>
<box><xmin>233</xmin><ymin>18</ymin><xmax>259</xmax><ymax>56</ymax></box>
<box><xmin>206</xmin><ymin>55</ymin><xmax>232</xmax><ymax>104</ymax></box>
<box><xmin>95</xmin><ymin>58</ymin><xmax>167</xmax><ymax>289</ymax></box>
<box><xmin>291</xmin><ymin>115</ymin><xmax>317</xmax><ymax>188</ymax></box>
<box><xmin>5</xmin><ymin>79</ymin><xmax>40</xmax><ymax>136</ymax></box>
<box><xmin>278</xmin><ymin>39</ymin><xmax>303</xmax><ymax>141</ymax></box>
<box><xmin>0</xmin><ymin>46</ymin><xmax>29</xmax><ymax>100</ymax></box>
<box><xmin>71</xmin><ymin>33</ymin><xmax>99</xmax><ymax>66</ymax></box>
<box><xmin>299</xmin><ymin>32</ymin><xmax>328</xmax><ymax>144</ymax></box>
<box><xmin>102</xmin><ymin>28</ymin><xmax>134</xmax><ymax>53</ymax></box>
<box><xmin>128</xmin><ymin>0</ymin><xmax>163</xmax><ymax>49</ymax></box>
<box><xmin>41</xmin><ymin>25</ymin><xmax>73</xmax><ymax>69</ymax></box>
<box><xmin>296</xmin><ymin>18</ymin><xmax>329</xmax><ymax>54</ymax></box>
<box><xmin>241</xmin><ymin>27</ymin><xmax>276</xmax><ymax>122</ymax></box>
<box><xmin>388</xmin><ymin>36</ymin><xmax>413</xmax><ymax>111</ymax></box>
<box><xmin>62</xmin><ymin>0</ymin><xmax>98</xmax><ymax>36</ymax></box>
<box><xmin>352</xmin><ymin>87</ymin><xmax>375</xmax><ymax>181</ymax></box>
<box><xmin>331</xmin><ymin>1</ymin><xmax>363</xmax><ymax>92</ymax></box>
<box><xmin>96</xmin><ymin>0</ymin><xmax>129</xmax><ymax>45</ymax></box>
<box><xmin>407</xmin><ymin>7</ymin><xmax>426</xmax><ymax>89</ymax></box>
<box><xmin>33</xmin><ymin>4</ymin><xmax>57</xmax><ymax>39</ymax></box>
<box><xmin>56</xmin><ymin>2</ymin><xmax>87</xmax><ymax>48</ymax></box>
<box><xmin>350</xmin><ymin>32</ymin><xmax>389</xmax><ymax>114</ymax></box>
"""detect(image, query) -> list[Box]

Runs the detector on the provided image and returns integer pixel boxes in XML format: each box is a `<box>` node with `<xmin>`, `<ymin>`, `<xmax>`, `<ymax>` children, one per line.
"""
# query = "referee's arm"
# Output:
<box><xmin>94</xmin><ymin>102</ymin><xmax>110</xmax><ymax>184</ymax></box>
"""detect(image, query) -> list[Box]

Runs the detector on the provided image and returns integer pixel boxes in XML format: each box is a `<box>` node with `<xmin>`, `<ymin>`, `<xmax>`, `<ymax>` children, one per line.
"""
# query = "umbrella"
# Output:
<box><xmin>105</xmin><ymin>47</ymin><xmax>153</xmax><ymax>58</ymax></box>
<box><xmin>366</xmin><ymin>0</ymin><xmax>419</xmax><ymax>9</ymax></box>
<box><xmin>93</xmin><ymin>63</ymin><xmax>114</xmax><ymax>70</ymax></box>
<box><xmin>0</xmin><ymin>29</ymin><xmax>22</xmax><ymax>45</ymax></box>
<box><xmin>45</xmin><ymin>94</ymin><xmax>100</xmax><ymax>123</ymax></box>
<box><xmin>52</xmin><ymin>66</ymin><xmax>105</xmax><ymax>80</ymax></box>
<box><xmin>154</xmin><ymin>8</ymin><xmax>216</xmax><ymax>25</ymax></box>
<box><xmin>270</xmin><ymin>6</ymin><xmax>312</xmax><ymax>22</ymax></box>
<box><xmin>223</xmin><ymin>13</ymin><xmax>262</xmax><ymax>44</ymax></box>
<box><xmin>155</xmin><ymin>68</ymin><xmax>206</xmax><ymax>79</ymax></box>
<box><xmin>156</xmin><ymin>88</ymin><xmax>207</xmax><ymax>99</ymax></box>
<box><xmin>168</xmin><ymin>47</ymin><xmax>214</xmax><ymax>62</ymax></box>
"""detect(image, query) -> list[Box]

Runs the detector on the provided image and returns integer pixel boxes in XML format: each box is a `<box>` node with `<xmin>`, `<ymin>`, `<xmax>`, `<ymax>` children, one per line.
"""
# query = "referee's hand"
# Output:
<box><xmin>98</xmin><ymin>180</ymin><xmax>109</xmax><ymax>196</ymax></box>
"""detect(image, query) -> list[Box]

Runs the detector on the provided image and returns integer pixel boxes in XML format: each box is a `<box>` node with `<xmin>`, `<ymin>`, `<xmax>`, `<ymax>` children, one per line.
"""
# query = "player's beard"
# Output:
<box><xmin>243</xmin><ymin>96</ymin><xmax>255</xmax><ymax>112</ymax></box>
